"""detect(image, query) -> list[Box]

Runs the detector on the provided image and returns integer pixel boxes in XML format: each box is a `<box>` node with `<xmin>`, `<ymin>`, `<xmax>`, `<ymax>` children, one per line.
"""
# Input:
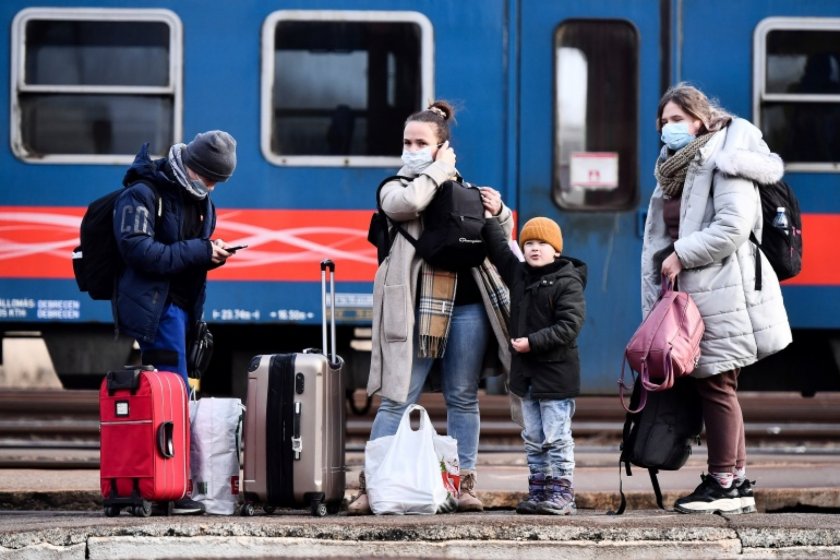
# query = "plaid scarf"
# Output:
<box><xmin>418</xmin><ymin>261</ymin><xmax>510</xmax><ymax>359</ymax></box>
<box><xmin>477</xmin><ymin>261</ymin><xmax>510</xmax><ymax>340</ymax></box>
<box><xmin>418</xmin><ymin>263</ymin><xmax>457</xmax><ymax>358</ymax></box>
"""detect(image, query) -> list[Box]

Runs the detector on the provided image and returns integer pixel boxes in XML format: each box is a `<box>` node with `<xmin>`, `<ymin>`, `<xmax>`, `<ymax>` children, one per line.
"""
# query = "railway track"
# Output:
<box><xmin>2</xmin><ymin>388</ymin><xmax>840</xmax><ymax>468</ymax></box>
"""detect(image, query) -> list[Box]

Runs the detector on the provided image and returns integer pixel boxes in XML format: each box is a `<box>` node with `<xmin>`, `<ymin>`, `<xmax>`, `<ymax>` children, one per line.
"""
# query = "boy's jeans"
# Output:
<box><xmin>371</xmin><ymin>303</ymin><xmax>490</xmax><ymax>471</ymax></box>
<box><xmin>521</xmin><ymin>391</ymin><xmax>576</xmax><ymax>481</ymax></box>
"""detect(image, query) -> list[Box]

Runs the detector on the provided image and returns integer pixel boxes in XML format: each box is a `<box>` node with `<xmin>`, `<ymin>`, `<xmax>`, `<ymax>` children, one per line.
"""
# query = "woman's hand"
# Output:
<box><xmin>480</xmin><ymin>187</ymin><xmax>503</xmax><ymax>216</ymax></box>
<box><xmin>661</xmin><ymin>251</ymin><xmax>683</xmax><ymax>283</ymax></box>
<box><xmin>511</xmin><ymin>337</ymin><xmax>531</xmax><ymax>353</ymax></box>
<box><xmin>435</xmin><ymin>140</ymin><xmax>456</xmax><ymax>166</ymax></box>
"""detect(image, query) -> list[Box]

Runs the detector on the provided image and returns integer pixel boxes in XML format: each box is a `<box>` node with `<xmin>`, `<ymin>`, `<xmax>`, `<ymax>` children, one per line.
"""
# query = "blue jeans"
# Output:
<box><xmin>370</xmin><ymin>303</ymin><xmax>490</xmax><ymax>471</ymax></box>
<box><xmin>138</xmin><ymin>302</ymin><xmax>189</xmax><ymax>387</ymax></box>
<box><xmin>521</xmin><ymin>390</ymin><xmax>576</xmax><ymax>481</ymax></box>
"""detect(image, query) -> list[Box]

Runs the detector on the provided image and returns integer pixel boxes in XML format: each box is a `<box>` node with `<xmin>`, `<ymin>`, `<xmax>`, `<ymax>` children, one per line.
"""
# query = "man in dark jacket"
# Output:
<box><xmin>482</xmin><ymin>216</ymin><xmax>586</xmax><ymax>516</ymax></box>
<box><xmin>112</xmin><ymin>131</ymin><xmax>238</xmax><ymax>514</ymax></box>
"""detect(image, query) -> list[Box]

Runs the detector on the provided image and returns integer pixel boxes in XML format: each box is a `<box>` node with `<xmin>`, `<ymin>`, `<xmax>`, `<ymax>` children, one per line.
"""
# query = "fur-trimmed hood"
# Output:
<box><xmin>714</xmin><ymin>118</ymin><xmax>784</xmax><ymax>185</ymax></box>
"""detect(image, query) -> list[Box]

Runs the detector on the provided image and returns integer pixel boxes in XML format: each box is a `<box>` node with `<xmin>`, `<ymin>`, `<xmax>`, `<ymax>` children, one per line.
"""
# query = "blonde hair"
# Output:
<box><xmin>657</xmin><ymin>83</ymin><xmax>733</xmax><ymax>133</ymax></box>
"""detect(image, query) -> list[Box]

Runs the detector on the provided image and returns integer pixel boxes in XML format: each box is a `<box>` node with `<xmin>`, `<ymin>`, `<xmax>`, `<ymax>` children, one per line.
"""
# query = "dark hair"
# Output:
<box><xmin>657</xmin><ymin>83</ymin><xmax>732</xmax><ymax>133</ymax></box>
<box><xmin>405</xmin><ymin>100</ymin><xmax>457</xmax><ymax>143</ymax></box>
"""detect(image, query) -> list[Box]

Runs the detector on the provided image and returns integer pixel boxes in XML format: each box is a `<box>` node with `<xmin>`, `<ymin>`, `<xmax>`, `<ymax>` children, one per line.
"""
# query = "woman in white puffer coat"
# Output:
<box><xmin>641</xmin><ymin>83</ymin><xmax>792</xmax><ymax>515</ymax></box>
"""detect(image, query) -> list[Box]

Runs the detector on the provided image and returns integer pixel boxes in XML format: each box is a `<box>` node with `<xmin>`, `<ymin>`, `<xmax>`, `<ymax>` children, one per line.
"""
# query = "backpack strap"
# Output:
<box><xmin>376</xmin><ymin>175</ymin><xmax>418</xmax><ymax>248</ymax></box>
<box><xmin>648</xmin><ymin>468</ymin><xmax>666</xmax><ymax>509</ymax></box>
<box><xmin>127</xmin><ymin>179</ymin><xmax>164</xmax><ymax>223</ymax></box>
<box><xmin>749</xmin><ymin>232</ymin><xmax>763</xmax><ymax>291</ymax></box>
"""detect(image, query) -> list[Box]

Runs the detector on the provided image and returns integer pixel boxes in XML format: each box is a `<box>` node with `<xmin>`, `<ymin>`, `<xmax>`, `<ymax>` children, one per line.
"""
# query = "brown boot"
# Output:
<box><xmin>457</xmin><ymin>470</ymin><xmax>484</xmax><ymax>512</ymax></box>
<box><xmin>347</xmin><ymin>470</ymin><xmax>371</xmax><ymax>515</ymax></box>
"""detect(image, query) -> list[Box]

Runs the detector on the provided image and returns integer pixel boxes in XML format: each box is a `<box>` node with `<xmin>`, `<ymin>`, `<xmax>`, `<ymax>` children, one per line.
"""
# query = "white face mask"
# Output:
<box><xmin>401</xmin><ymin>147</ymin><xmax>435</xmax><ymax>174</ymax></box>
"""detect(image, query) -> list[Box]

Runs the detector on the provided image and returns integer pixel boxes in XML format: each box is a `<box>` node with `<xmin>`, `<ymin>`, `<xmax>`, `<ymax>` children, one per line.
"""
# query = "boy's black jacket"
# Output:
<box><xmin>483</xmin><ymin>219</ymin><xmax>587</xmax><ymax>399</ymax></box>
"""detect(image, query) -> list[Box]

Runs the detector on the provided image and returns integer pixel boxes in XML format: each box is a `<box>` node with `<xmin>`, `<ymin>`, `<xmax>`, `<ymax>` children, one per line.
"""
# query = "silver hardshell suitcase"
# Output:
<box><xmin>242</xmin><ymin>260</ymin><xmax>346</xmax><ymax>516</ymax></box>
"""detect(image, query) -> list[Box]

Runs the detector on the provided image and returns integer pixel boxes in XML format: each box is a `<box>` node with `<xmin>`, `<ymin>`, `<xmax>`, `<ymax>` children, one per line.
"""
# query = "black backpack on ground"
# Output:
<box><xmin>750</xmin><ymin>179</ymin><xmax>803</xmax><ymax>290</ymax></box>
<box><xmin>72</xmin><ymin>181</ymin><xmax>161</xmax><ymax>300</ymax></box>
<box><xmin>611</xmin><ymin>376</ymin><xmax>703</xmax><ymax>514</ymax></box>
<box><xmin>367</xmin><ymin>175</ymin><xmax>488</xmax><ymax>270</ymax></box>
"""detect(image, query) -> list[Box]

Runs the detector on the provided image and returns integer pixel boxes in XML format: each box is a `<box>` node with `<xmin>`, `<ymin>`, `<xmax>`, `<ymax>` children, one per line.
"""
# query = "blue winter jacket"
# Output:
<box><xmin>112</xmin><ymin>143</ymin><xmax>216</xmax><ymax>343</ymax></box>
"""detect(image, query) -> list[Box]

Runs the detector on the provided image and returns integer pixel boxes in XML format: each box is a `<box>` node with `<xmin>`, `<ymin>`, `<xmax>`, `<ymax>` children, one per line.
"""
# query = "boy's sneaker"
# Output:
<box><xmin>172</xmin><ymin>498</ymin><xmax>205</xmax><ymax>515</ymax></box>
<box><xmin>674</xmin><ymin>474</ymin><xmax>741</xmax><ymax>514</ymax></box>
<box><xmin>536</xmin><ymin>476</ymin><xmax>576</xmax><ymax>515</ymax></box>
<box><xmin>735</xmin><ymin>479</ymin><xmax>757</xmax><ymax>513</ymax></box>
<box><xmin>516</xmin><ymin>473</ymin><xmax>547</xmax><ymax>515</ymax></box>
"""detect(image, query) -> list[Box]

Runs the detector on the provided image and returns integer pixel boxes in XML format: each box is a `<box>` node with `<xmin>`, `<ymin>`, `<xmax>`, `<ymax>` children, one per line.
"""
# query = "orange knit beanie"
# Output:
<box><xmin>519</xmin><ymin>217</ymin><xmax>563</xmax><ymax>253</ymax></box>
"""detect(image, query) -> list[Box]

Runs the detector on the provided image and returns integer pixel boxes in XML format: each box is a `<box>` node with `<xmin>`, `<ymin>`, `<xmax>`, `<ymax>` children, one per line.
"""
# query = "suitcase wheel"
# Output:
<box><xmin>104</xmin><ymin>505</ymin><xmax>120</xmax><ymax>517</ymax></box>
<box><xmin>131</xmin><ymin>501</ymin><xmax>152</xmax><ymax>517</ymax></box>
<box><xmin>310</xmin><ymin>500</ymin><xmax>327</xmax><ymax>517</ymax></box>
<box><xmin>241</xmin><ymin>503</ymin><xmax>255</xmax><ymax>517</ymax></box>
<box><xmin>263</xmin><ymin>505</ymin><xmax>276</xmax><ymax>515</ymax></box>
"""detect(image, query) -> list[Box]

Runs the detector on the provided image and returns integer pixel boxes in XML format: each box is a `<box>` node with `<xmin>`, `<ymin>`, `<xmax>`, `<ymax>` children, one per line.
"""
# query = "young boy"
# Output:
<box><xmin>482</xmin><ymin>216</ymin><xmax>587</xmax><ymax>515</ymax></box>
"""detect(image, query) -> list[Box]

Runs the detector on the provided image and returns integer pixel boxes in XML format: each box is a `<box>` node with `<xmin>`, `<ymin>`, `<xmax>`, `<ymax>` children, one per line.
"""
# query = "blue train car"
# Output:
<box><xmin>1</xmin><ymin>0</ymin><xmax>838</xmax><ymax>395</ymax></box>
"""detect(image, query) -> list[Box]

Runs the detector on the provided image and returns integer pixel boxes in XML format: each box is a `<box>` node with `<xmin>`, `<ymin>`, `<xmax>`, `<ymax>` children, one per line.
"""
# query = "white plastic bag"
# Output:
<box><xmin>365</xmin><ymin>404</ymin><xmax>457</xmax><ymax>515</ymax></box>
<box><xmin>189</xmin><ymin>397</ymin><xmax>244</xmax><ymax>515</ymax></box>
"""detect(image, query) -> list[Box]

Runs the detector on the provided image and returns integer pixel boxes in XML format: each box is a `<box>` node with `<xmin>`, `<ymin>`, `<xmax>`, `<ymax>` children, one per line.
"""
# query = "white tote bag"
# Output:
<box><xmin>189</xmin><ymin>397</ymin><xmax>244</xmax><ymax>515</ymax></box>
<box><xmin>365</xmin><ymin>404</ymin><xmax>457</xmax><ymax>515</ymax></box>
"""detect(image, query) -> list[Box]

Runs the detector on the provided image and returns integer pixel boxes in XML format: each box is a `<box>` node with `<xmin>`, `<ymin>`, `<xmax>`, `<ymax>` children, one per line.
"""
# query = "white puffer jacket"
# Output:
<box><xmin>640</xmin><ymin>118</ymin><xmax>792</xmax><ymax>377</ymax></box>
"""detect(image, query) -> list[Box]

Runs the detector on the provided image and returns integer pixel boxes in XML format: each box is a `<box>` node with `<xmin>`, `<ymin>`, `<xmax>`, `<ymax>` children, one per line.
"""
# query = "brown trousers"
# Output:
<box><xmin>694</xmin><ymin>369</ymin><xmax>745</xmax><ymax>473</ymax></box>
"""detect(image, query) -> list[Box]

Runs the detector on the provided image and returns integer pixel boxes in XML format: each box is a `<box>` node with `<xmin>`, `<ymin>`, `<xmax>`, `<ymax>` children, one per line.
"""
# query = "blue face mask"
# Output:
<box><xmin>660</xmin><ymin>122</ymin><xmax>695</xmax><ymax>151</ymax></box>
<box><xmin>401</xmin><ymin>147</ymin><xmax>435</xmax><ymax>175</ymax></box>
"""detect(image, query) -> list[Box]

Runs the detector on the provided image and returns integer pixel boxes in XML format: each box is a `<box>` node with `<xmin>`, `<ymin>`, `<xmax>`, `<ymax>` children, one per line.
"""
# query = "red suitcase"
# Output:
<box><xmin>99</xmin><ymin>366</ymin><xmax>190</xmax><ymax>516</ymax></box>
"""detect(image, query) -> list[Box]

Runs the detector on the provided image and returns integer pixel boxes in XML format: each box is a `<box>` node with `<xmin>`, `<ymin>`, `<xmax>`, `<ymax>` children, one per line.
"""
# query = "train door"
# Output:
<box><xmin>517</xmin><ymin>1</ymin><xmax>664</xmax><ymax>393</ymax></box>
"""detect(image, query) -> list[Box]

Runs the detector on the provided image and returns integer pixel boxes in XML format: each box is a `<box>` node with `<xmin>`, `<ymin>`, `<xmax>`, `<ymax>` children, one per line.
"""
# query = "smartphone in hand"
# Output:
<box><xmin>227</xmin><ymin>244</ymin><xmax>248</xmax><ymax>252</ymax></box>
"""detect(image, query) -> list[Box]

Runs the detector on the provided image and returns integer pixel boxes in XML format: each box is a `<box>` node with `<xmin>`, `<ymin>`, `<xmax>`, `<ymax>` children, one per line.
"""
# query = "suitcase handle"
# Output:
<box><xmin>106</xmin><ymin>368</ymin><xmax>142</xmax><ymax>394</ymax></box>
<box><xmin>320</xmin><ymin>259</ymin><xmax>338</xmax><ymax>367</ymax></box>
<box><xmin>157</xmin><ymin>421</ymin><xmax>175</xmax><ymax>458</ymax></box>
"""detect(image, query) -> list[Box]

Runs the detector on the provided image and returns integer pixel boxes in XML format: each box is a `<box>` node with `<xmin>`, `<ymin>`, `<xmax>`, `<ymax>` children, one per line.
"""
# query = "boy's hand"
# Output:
<box><xmin>211</xmin><ymin>239</ymin><xmax>232</xmax><ymax>264</ymax></box>
<box><xmin>511</xmin><ymin>337</ymin><xmax>531</xmax><ymax>353</ymax></box>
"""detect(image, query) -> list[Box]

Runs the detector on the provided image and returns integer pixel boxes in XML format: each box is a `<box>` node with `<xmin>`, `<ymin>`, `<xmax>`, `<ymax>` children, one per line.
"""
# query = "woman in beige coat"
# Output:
<box><xmin>349</xmin><ymin>101</ymin><xmax>514</xmax><ymax>514</ymax></box>
<box><xmin>641</xmin><ymin>84</ymin><xmax>792</xmax><ymax>514</ymax></box>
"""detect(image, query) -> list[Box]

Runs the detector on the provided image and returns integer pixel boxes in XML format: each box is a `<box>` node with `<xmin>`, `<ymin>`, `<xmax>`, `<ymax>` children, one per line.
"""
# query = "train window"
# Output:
<box><xmin>261</xmin><ymin>11</ymin><xmax>433</xmax><ymax>167</ymax></box>
<box><xmin>10</xmin><ymin>8</ymin><xmax>182</xmax><ymax>164</ymax></box>
<box><xmin>553</xmin><ymin>20</ymin><xmax>638</xmax><ymax>210</ymax></box>
<box><xmin>755</xmin><ymin>18</ymin><xmax>840</xmax><ymax>170</ymax></box>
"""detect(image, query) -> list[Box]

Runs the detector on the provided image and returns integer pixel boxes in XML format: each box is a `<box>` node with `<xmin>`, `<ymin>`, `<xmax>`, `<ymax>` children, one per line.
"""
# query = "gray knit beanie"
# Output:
<box><xmin>182</xmin><ymin>130</ymin><xmax>237</xmax><ymax>182</ymax></box>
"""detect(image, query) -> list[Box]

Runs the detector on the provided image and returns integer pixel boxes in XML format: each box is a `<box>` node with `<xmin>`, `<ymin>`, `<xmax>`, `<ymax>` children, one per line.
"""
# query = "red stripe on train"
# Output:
<box><xmin>0</xmin><ymin>208</ymin><xmax>834</xmax><ymax>285</ymax></box>
<box><xmin>0</xmin><ymin>207</ymin><xmax>378</xmax><ymax>282</ymax></box>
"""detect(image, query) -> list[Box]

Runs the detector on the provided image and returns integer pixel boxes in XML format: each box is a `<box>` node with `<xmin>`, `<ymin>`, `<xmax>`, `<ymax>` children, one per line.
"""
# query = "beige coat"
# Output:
<box><xmin>641</xmin><ymin>118</ymin><xmax>792</xmax><ymax>376</ymax></box>
<box><xmin>367</xmin><ymin>161</ymin><xmax>514</xmax><ymax>402</ymax></box>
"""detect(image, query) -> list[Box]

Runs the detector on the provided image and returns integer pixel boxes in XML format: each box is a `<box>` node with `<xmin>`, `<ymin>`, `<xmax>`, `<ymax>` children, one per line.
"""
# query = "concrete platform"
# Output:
<box><xmin>1</xmin><ymin>510</ymin><xmax>840</xmax><ymax>559</ymax></box>
<box><xmin>3</xmin><ymin>449</ymin><xmax>839</xmax><ymax>513</ymax></box>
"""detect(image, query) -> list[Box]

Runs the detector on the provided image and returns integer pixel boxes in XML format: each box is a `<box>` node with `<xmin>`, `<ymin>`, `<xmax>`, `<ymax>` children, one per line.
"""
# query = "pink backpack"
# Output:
<box><xmin>619</xmin><ymin>277</ymin><xmax>705</xmax><ymax>413</ymax></box>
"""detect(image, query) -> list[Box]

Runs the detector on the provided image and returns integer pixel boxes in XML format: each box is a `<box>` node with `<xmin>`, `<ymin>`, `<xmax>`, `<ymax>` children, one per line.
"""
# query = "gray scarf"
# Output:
<box><xmin>168</xmin><ymin>144</ymin><xmax>208</xmax><ymax>200</ymax></box>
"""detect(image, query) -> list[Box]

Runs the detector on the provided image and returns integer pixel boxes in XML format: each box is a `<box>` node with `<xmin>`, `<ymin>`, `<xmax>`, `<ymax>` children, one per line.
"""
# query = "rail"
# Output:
<box><xmin>2</xmin><ymin>389</ymin><xmax>840</xmax><ymax>468</ymax></box>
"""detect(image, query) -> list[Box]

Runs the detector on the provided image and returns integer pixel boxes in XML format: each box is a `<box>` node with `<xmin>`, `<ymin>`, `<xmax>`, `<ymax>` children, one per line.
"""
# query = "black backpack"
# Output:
<box><xmin>367</xmin><ymin>176</ymin><xmax>488</xmax><ymax>270</ymax></box>
<box><xmin>72</xmin><ymin>181</ymin><xmax>161</xmax><ymax>300</ymax></box>
<box><xmin>367</xmin><ymin>175</ymin><xmax>412</xmax><ymax>264</ymax></box>
<box><xmin>750</xmin><ymin>179</ymin><xmax>803</xmax><ymax>290</ymax></box>
<box><xmin>611</xmin><ymin>376</ymin><xmax>703</xmax><ymax>514</ymax></box>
